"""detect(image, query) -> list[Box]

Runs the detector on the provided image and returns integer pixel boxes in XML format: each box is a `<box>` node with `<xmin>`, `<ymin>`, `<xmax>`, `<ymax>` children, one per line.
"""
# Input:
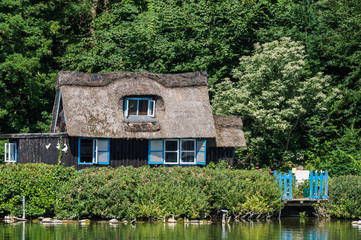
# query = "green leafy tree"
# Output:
<box><xmin>0</xmin><ymin>0</ymin><xmax>90</xmax><ymax>133</ymax></box>
<box><xmin>212</xmin><ymin>38</ymin><xmax>337</xmax><ymax>168</ymax></box>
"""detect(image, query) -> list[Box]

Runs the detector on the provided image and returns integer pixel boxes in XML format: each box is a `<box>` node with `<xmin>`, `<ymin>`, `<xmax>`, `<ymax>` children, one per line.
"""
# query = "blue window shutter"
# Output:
<box><xmin>196</xmin><ymin>140</ymin><xmax>206</xmax><ymax>165</ymax></box>
<box><xmin>149</xmin><ymin>140</ymin><xmax>164</xmax><ymax>164</ymax></box>
<box><xmin>95</xmin><ymin>139</ymin><xmax>110</xmax><ymax>165</ymax></box>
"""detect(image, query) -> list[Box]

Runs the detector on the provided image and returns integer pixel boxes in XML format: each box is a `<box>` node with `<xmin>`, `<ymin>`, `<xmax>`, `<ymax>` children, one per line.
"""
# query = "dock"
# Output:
<box><xmin>284</xmin><ymin>198</ymin><xmax>328</xmax><ymax>207</ymax></box>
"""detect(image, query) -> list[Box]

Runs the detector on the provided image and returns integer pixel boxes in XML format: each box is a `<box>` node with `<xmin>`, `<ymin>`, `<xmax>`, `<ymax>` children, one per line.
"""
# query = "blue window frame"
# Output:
<box><xmin>4</xmin><ymin>142</ymin><xmax>17</xmax><ymax>163</ymax></box>
<box><xmin>124</xmin><ymin>97</ymin><xmax>155</xmax><ymax>118</ymax></box>
<box><xmin>148</xmin><ymin>139</ymin><xmax>206</xmax><ymax>165</ymax></box>
<box><xmin>78</xmin><ymin>138</ymin><xmax>110</xmax><ymax>165</ymax></box>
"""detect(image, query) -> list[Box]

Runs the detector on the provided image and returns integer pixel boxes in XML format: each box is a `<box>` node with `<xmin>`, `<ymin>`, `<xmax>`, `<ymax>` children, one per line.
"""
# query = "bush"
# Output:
<box><xmin>319</xmin><ymin>175</ymin><xmax>361</xmax><ymax>218</ymax></box>
<box><xmin>55</xmin><ymin>166</ymin><xmax>283</xmax><ymax>220</ymax></box>
<box><xmin>0</xmin><ymin>164</ymin><xmax>75</xmax><ymax>218</ymax></box>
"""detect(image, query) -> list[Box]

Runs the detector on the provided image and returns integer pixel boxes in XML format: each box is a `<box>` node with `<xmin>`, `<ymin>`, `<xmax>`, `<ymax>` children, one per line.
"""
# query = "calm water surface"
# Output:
<box><xmin>0</xmin><ymin>218</ymin><xmax>360</xmax><ymax>240</ymax></box>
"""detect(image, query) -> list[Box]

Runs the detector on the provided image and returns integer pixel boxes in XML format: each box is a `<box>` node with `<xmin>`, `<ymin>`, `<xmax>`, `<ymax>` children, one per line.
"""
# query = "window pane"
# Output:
<box><xmin>138</xmin><ymin>100</ymin><xmax>148</xmax><ymax>115</ymax></box>
<box><xmin>80</xmin><ymin>139</ymin><xmax>93</xmax><ymax>163</ymax></box>
<box><xmin>10</xmin><ymin>145</ymin><xmax>15</xmax><ymax>161</ymax></box>
<box><xmin>97</xmin><ymin>140</ymin><xmax>109</xmax><ymax>151</ymax></box>
<box><xmin>197</xmin><ymin>140</ymin><xmax>205</xmax><ymax>151</ymax></box>
<box><xmin>150</xmin><ymin>152</ymin><xmax>163</xmax><ymax>163</ymax></box>
<box><xmin>150</xmin><ymin>140</ymin><xmax>163</xmax><ymax>151</ymax></box>
<box><xmin>182</xmin><ymin>140</ymin><xmax>195</xmax><ymax>151</ymax></box>
<box><xmin>128</xmin><ymin>100</ymin><xmax>137</xmax><ymax>115</ymax></box>
<box><xmin>197</xmin><ymin>152</ymin><xmax>205</xmax><ymax>163</ymax></box>
<box><xmin>148</xmin><ymin>101</ymin><xmax>154</xmax><ymax>117</ymax></box>
<box><xmin>181</xmin><ymin>152</ymin><xmax>195</xmax><ymax>163</ymax></box>
<box><xmin>165</xmin><ymin>140</ymin><xmax>178</xmax><ymax>151</ymax></box>
<box><xmin>98</xmin><ymin>152</ymin><xmax>108</xmax><ymax>163</ymax></box>
<box><xmin>165</xmin><ymin>152</ymin><xmax>178</xmax><ymax>163</ymax></box>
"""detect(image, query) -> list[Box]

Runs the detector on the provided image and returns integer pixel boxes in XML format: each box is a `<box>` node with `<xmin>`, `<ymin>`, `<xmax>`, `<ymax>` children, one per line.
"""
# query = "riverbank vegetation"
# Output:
<box><xmin>0</xmin><ymin>164</ymin><xmax>283</xmax><ymax>220</ymax></box>
<box><xmin>2</xmin><ymin>164</ymin><xmax>361</xmax><ymax>219</ymax></box>
<box><xmin>317</xmin><ymin>175</ymin><xmax>361</xmax><ymax>219</ymax></box>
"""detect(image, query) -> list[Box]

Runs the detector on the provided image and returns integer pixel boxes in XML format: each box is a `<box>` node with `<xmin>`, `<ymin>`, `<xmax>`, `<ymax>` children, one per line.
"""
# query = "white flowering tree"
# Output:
<box><xmin>212</xmin><ymin>37</ymin><xmax>337</xmax><ymax>167</ymax></box>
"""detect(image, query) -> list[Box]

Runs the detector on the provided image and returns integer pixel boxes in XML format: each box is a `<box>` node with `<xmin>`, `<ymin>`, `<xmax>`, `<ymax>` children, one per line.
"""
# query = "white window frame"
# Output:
<box><xmin>180</xmin><ymin>139</ymin><xmax>196</xmax><ymax>165</ymax></box>
<box><xmin>5</xmin><ymin>143</ymin><xmax>17</xmax><ymax>163</ymax></box>
<box><xmin>125</xmin><ymin>98</ymin><xmax>155</xmax><ymax>118</ymax></box>
<box><xmin>78</xmin><ymin>138</ymin><xmax>110</xmax><ymax>165</ymax></box>
<box><xmin>164</xmin><ymin>139</ymin><xmax>179</xmax><ymax>164</ymax></box>
<box><xmin>93</xmin><ymin>139</ymin><xmax>110</xmax><ymax>164</ymax></box>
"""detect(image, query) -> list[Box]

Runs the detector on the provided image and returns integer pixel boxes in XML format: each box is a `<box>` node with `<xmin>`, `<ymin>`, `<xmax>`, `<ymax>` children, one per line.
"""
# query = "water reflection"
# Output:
<box><xmin>0</xmin><ymin>218</ymin><xmax>360</xmax><ymax>240</ymax></box>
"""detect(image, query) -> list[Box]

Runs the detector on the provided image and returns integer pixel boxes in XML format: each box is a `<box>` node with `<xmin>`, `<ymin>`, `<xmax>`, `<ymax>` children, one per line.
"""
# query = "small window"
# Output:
<box><xmin>4</xmin><ymin>143</ymin><xmax>17</xmax><ymax>163</ymax></box>
<box><xmin>124</xmin><ymin>98</ymin><xmax>155</xmax><ymax>118</ymax></box>
<box><xmin>180</xmin><ymin>139</ymin><xmax>195</xmax><ymax>164</ymax></box>
<box><xmin>149</xmin><ymin>139</ymin><xmax>206</xmax><ymax>165</ymax></box>
<box><xmin>165</xmin><ymin>139</ymin><xmax>179</xmax><ymax>164</ymax></box>
<box><xmin>78</xmin><ymin>138</ymin><xmax>110</xmax><ymax>165</ymax></box>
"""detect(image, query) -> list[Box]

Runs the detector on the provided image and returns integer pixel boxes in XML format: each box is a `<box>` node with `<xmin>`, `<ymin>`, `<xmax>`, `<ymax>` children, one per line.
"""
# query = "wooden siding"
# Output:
<box><xmin>207</xmin><ymin>147</ymin><xmax>235</xmax><ymax>166</ymax></box>
<box><xmin>15</xmin><ymin>136</ymin><xmax>77</xmax><ymax>166</ymax></box>
<box><xmin>11</xmin><ymin>136</ymin><xmax>234</xmax><ymax>168</ymax></box>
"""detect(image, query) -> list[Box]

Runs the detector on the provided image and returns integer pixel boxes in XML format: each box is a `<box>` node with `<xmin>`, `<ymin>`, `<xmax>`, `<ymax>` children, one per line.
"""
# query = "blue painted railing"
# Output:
<box><xmin>274</xmin><ymin>170</ymin><xmax>329</xmax><ymax>200</ymax></box>
<box><xmin>274</xmin><ymin>170</ymin><xmax>293</xmax><ymax>200</ymax></box>
<box><xmin>309</xmin><ymin>170</ymin><xmax>328</xmax><ymax>200</ymax></box>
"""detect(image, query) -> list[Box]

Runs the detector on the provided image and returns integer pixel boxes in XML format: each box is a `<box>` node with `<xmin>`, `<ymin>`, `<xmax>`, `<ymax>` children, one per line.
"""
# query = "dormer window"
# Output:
<box><xmin>124</xmin><ymin>97</ymin><xmax>156</xmax><ymax>121</ymax></box>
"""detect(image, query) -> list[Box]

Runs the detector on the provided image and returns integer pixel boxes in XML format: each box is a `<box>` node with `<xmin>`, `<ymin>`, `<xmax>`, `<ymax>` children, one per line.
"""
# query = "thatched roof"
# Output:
<box><xmin>213</xmin><ymin>115</ymin><xmax>246</xmax><ymax>147</ymax></box>
<box><xmin>52</xmin><ymin>71</ymin><xmax>216</xmax><ymax>139</ymax></box>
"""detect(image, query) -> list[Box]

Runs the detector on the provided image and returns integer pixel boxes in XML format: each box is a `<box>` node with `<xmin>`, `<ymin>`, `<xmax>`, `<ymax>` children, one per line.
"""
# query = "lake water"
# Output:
<box><xmin>0</xmin><ymin>218</ymin><xmax>360</xmax><ymax>240</ymax></box>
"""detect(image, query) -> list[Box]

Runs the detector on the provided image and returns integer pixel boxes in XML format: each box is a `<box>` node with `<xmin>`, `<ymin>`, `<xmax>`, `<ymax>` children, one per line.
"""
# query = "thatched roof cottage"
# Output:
<box><xmin>1</xmin><ymin>71</ymin><xmax>245</xmax><ymax>169</ymax></box>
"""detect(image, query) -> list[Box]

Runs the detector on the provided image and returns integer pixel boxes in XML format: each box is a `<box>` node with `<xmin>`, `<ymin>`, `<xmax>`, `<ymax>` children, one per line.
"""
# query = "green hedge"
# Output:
<box><xmin>319</xmin><ymin>175</ymin><xmax>361</xmax><ymax>218</ymax></box>
<box><xmin>55</xmin><ymin>166</ymin><xmax>283</xmax><ymax>220</ymax></box>
<box><xmin>0</xmin><ymin>164</ymin><xmax>75</xmax><ymax>218</ymax></box>
<box><xmin>0</xmin><ymin>164</ymin><xmax>283</xmax><ymax>220</ymax></box>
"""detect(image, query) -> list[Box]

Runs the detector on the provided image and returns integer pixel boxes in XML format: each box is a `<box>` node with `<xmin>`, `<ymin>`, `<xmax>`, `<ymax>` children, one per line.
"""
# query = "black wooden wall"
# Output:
<box><xmin>12</xmin><ymin>136</ymin><xmax>234</xmax><ymax>169</ymax></box>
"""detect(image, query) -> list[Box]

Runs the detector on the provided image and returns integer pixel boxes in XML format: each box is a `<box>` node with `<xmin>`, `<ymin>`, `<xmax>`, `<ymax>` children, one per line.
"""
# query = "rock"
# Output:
<box><xmin>52</xmin><ymin>219</ymin><xmax>64</xmax><ymax>223</ymax></box>
<box><xmin>191</xmin><ymin>220</ymin><xmax>199</xmax><ymax>224</ymax></box>
<box><xmin>109</xmin><ymin>219</ymin><xmax>119</xmax><ymax>223</ymax></box>
<box><xmin>80</xmin><ymin>219</ymin><xmax>91</xmax><ymax>223</ymax></box>
<box><xmin>42</xmin><ymin>218</ymin><xmax>53</xmax><ymax>223</ymax></box>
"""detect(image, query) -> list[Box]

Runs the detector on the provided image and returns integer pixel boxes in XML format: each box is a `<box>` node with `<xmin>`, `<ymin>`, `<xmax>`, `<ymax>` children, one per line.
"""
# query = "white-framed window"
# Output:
<box><xmin>148</xmin><ymin>139</ymin><xmax>206</xmax><ymax>165</ymax></box>
<box><xmin>78</xmin><ymin>138</ymin><xmax>110</xmax><ymax>165</ymax></box>
<box><xmin>124</xmin><ymin>97</ymin><xmax>155</xmax><ymax>118</ymax></box>
<box><xmin>4</xmin><ymin>143</ymin><xmax>17</xmax><ymax>163</ymax></box>
<box><xmin>165</xmin><ymin>139</ymin><xmax>179</xmax><ymax>164</ymax></box>
<box><xmin>180</xmin><ymin>139</ymin><xmax>196</xmax><ymax>164</ymax></box>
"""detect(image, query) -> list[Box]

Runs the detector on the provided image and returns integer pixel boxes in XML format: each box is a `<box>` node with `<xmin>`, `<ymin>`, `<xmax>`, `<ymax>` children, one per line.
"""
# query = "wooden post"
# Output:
<box><xmin>320</xmin><ymin>172</ymin><xmax>324</xmax><ymax>199</ymax></box>
<box><xmin>22</xmin><ymin>196</ymin><xmax>25</xmax><ymax>219</ymax></box>
<box><xmin>309</xmin><ymin>171</ymin><xmax>314</xmax><ymax>199</ymax></box>
<box><xmin>314</xmin><ymin>172</ymin><xmax>319</xmax><ymax>199</ymax></box>
<box><xmin>323</xmin><ymin>170</ymin><xmax>329</xmax><ymax>199</ymax></box>
<box><xmin>283</xmin><ymin>173</ymin><xmax>287</xmax><ymax>199</ymax></box>
<box><xmin>288</xmin><ymin>170</ymin><xmax>293</xmax><ymax>199</ymax></box>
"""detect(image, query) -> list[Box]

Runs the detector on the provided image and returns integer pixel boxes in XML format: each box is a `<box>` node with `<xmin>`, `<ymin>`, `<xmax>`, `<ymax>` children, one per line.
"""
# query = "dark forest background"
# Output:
<box><xmin>1</xmin><ymin>0</ymin><xmax>360</xmax><ymax>175</ymax></box>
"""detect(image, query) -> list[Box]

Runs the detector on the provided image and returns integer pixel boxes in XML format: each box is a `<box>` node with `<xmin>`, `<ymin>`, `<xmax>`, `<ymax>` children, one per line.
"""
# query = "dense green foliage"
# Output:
<box><xmin>0</xmin><ymin>163</ymin><xmax>75</xmax><ymax>218</ymax></box>
<box><xmin>1</xmin><ymin>0</ymin><xmax>360</xmax><ymax>175</ymax></box>
<box><xmin>318</xmin><ymin>175</ymin><xmax>361</xmax><ymax>219</ymax></box>
<box><xmin>56</xmin><ymin>166</ymin><xmax>283</xmax><ymax>220</ymax></box>
<box><xmin>212</xmin><ymin>38</ymin><xmax>336</xmax><ymax>169</ymax></box>
<box><xmin>0</xmin><ymin>164</ymin><xmax>282</xmax><ymax>219</ymax></box>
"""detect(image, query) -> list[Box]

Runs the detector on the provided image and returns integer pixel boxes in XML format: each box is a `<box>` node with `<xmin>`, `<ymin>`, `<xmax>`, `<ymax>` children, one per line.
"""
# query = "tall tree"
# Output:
<box><xmin>212</xmin><ymin>38</ymin><xmax>336</xmax><ymax>168</ymax></box>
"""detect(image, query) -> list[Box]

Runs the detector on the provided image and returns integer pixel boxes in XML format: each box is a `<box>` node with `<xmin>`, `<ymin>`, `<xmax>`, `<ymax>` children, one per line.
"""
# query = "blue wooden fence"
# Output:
<box><xmin>309</xmin><ymin>170</ymin><xmax>328</xmax><ymax>200</ymax></box>
<box><xmin>274</xmin><ymin>170</ymin><xmax>328</xmax><ymax>200</ymax></box>
<box><xmin>274</xmin><ymin>170</ymin><xmax>293</xmax><ymax>200</ymax></box>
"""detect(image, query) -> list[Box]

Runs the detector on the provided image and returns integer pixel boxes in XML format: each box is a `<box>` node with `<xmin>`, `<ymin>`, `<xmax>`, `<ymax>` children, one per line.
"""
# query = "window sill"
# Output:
<box><xmin>125</xmin><ymin>115</ymin><xmax>157</xmax><ymax>123</ymax></box>
<box><xmin>125</xmin><ymin>122</ymin><xmax>161</xmax><ymax>132</ymax></box>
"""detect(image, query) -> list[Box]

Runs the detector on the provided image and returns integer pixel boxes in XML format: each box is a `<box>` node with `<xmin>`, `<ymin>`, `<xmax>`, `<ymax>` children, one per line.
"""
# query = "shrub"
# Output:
<box><xmin>0</xmin><ymin>163</ymin><xmax>75</xmax><ymax>218</ymax></box>
<box><xmin>55</xmin><ymin>166</ymin><xmax>283</xmax><ymax>220</ymax></box>
<box><xmin>319</xmin><ymin>175</ymin><xmax>361</xmax><ymax>218</ymax></box>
